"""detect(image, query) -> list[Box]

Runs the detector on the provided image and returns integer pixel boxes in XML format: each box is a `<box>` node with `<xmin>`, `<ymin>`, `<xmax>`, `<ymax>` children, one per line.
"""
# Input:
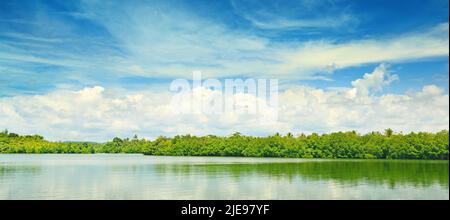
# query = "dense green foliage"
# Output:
<box><xmin>0</xmin><ymin>129</ymin><xmax>448</xmax><ymax>159</ymax></box>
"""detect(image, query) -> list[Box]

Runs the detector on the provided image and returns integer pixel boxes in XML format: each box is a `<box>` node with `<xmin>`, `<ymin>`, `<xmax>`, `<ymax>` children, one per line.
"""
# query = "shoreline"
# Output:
<box><xmin>0</xmin><ymin>153</ymin><xmax>448</xmax><ymax>161</ymax></box>
<box><xmin>2</xmin><ymin>130</ymin><xmax>448</xmax><ymax>160</ymax></box>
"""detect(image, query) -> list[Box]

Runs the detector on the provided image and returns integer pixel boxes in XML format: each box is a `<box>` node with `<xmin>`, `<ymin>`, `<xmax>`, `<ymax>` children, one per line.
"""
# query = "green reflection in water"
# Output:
<box><xmin>152</xmin><ymin>160</ymin><xmax>448</xmax><ymax>188</ymax></box>
<box><xmin>0</xmin><ymin>155</ymin><xmax>448</xmax><ymax>199</ymax></box>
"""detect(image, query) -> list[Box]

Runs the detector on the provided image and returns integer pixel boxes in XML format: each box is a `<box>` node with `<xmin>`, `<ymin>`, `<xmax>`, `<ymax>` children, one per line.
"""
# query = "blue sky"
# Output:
<box><xmin>0</xmin><ymin>0</ymin><xmax>449</xmax><ymax>140</ymax></box>
<box><xmin>0</xmin><ymin>0</ymin><xmax>448</xmax><ymax>96</ymax></box>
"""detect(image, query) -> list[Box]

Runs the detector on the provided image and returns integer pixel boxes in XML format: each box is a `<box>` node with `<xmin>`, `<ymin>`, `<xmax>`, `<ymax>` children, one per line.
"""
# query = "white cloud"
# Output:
<box><xmin>350</xmin><ymin>63</ymin><xmax>398</xmax><ymax>96</ymax></box>
<box><xmin>276</xmin><ymin>23</ymin><xmax>449</xmax><ymax>77</ymax></box>
<box><xmin>74</xmin><ymin>1</ymin><xmax>449</xmax><ymax>80</ymax></box>
<box><xmin>237</xmin><ymin>12</ymin><xmax>355</xmax><ymax>30</ymax></box>
<box><xmin>231</xmin><ymin>0</ymin><xmax>358</xmax><ymax>30</ymax></box>
<box><xmin>278</xmin><ymin>84</ymin><xmax>448</xmax><ymax>134</ymax></box>
<box><xmin>0</xmin><ymin>65</ymin><xmax>448</xmax><ymax>141</ymax></box>
<box><xmin>1</xmin><ymin>0</ymin><xmax>448</xmax><ymax>85</ymax></box>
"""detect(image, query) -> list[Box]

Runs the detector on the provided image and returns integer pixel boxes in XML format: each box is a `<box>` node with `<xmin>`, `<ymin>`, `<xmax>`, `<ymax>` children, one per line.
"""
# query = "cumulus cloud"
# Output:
<box><xmin>350</xmin><ymin>63</ymin><xmax>398</xmax><ymax>96</ymax></box>
<box><xmin>0</xmin><ymin>65</ymin><xmax>448</xmax><ymax>141</ymax></box>
<box><xmin>278</xmin><ymin>84</ymin><xmax>448</xmax><ymax>134</ymax></box>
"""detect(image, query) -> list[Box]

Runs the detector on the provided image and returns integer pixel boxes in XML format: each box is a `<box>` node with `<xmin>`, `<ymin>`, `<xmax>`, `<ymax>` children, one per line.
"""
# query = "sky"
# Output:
<box><xmin>0</xmin><ymin>0</ymin><xmax>448</xmax><ymax>141</ymax></box>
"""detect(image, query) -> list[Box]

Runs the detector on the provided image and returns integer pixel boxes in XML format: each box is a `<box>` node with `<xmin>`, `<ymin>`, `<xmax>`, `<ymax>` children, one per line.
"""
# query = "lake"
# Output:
<box><xmin>0</xmin><ymin>154</ymin><xmax>448</xmax><ymax>200</ymax></box>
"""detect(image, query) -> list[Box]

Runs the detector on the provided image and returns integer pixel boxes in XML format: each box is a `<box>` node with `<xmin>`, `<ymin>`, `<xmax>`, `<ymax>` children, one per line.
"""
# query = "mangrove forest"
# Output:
<box><xmin>0</xmin><ymin>129</ymin><xmax>448</xmax><ymax>160</ymax></box>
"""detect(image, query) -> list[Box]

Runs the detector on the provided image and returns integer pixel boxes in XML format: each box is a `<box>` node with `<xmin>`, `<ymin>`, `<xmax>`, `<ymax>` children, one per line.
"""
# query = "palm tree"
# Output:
<box><xmin>385</xmin><ymin>128</ymin><xmax>394</xmax><ymax>137</ymax></box>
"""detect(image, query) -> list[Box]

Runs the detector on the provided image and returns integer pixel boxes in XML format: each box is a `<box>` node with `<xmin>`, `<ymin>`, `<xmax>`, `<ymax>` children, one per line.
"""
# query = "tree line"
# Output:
<box><xmin>0</xmin><ymin>129</ymin><xmax>448</xmax><ymax>160</ymax></box>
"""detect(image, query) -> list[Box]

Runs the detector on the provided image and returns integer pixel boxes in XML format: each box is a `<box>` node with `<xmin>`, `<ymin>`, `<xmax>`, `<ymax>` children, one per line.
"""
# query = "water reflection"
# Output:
<box><xmin>0</xmin><ymin>154</ymin><xmax>448</xmax><ymax>199</ymax></box>
<box><xmin>151</xmin><ymin>160</ymin><xmax>448</xmax><ymax>188</ymax></box>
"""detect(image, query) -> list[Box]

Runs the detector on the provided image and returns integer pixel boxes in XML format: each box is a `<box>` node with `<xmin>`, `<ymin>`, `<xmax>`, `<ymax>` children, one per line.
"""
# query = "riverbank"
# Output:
<box><xmin>1</xmin><ymin>130</ymin><xmax>448</xmax><ymax>159</ymax></box>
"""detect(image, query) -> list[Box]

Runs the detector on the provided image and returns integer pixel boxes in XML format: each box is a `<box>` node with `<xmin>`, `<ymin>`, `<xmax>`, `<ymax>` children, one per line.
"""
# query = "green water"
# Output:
<box><xmin>0</xmin><ymin>154</ymin><xmax>448</xmax><ymax>199</ymax></box>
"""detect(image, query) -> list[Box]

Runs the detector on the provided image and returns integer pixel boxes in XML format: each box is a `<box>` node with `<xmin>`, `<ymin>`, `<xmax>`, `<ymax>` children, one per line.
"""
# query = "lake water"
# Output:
<box><xmin>0</xmin><ymin>154</ymin><xmax>448</xmax><ymax>200</ymax></box>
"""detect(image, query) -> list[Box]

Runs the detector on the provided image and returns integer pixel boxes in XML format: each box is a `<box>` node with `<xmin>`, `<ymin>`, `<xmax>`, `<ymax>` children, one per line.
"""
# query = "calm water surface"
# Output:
<box><xmin>0</xmin><ymin>154</ymin><xmax>448</xmax><ymax>199</ymax></box>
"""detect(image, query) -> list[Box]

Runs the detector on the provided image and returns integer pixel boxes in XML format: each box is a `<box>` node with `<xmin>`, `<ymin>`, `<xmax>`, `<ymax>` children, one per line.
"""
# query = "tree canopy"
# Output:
<box><xmin>0</xmin><ymin>129</ymin><xmax>448</xmax><ymax>160</ymax></box>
